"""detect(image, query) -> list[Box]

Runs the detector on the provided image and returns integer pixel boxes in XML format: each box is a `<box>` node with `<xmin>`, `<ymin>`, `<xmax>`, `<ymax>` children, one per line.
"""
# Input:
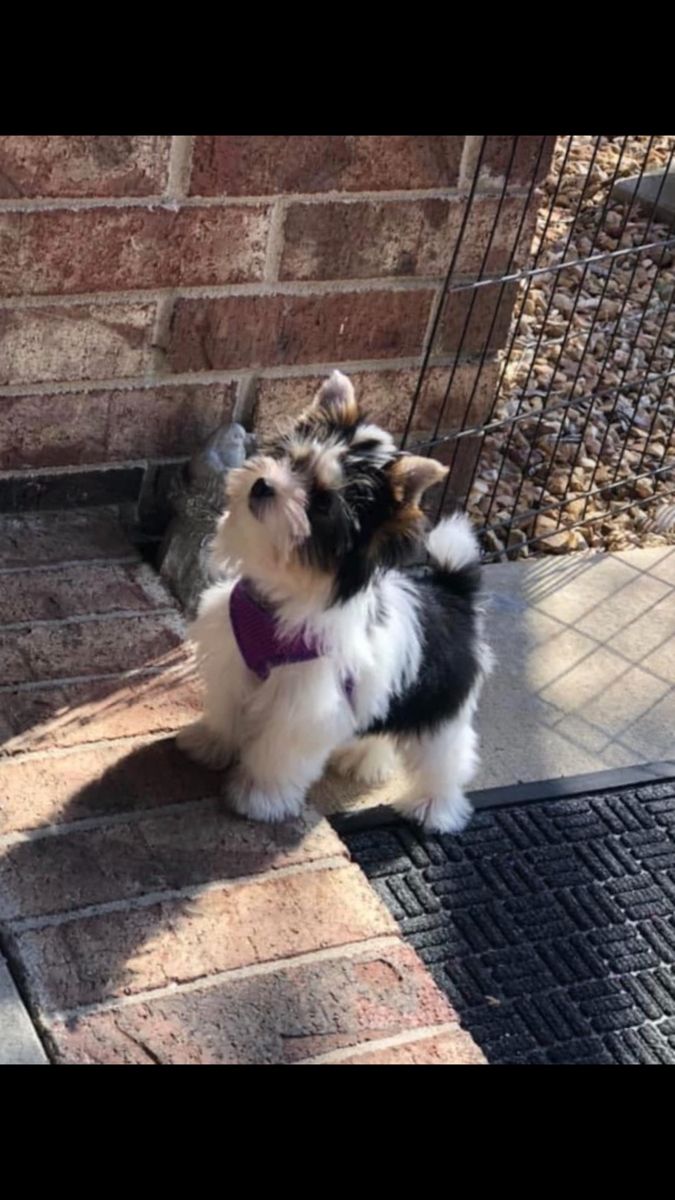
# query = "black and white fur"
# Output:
<box><xmin>178</xmin><ymin>370</ymin><xmax>491</xmax><ymax>834</ymax></box>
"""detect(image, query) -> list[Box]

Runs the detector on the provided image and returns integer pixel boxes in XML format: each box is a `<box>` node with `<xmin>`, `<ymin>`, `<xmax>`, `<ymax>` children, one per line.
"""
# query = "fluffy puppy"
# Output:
<box><xmin>177</xmin><ymin>370</ymin><xmax>491</xmax><ymax>833</ymax></box>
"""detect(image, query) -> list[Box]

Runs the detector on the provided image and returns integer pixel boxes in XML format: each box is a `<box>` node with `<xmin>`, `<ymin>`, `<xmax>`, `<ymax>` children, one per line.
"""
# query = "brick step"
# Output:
<box><xmin>0</xmin><ymin>508</ymin><xmax>484</xmax><ymax>1065</ymax></box>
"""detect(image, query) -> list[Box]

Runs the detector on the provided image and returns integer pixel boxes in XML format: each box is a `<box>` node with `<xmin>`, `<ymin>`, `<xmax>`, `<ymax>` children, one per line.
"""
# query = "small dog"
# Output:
<box><xmin>177</xmin><ymin>370</ymin><xmax>491</xmax><ymax>833</ymax></box>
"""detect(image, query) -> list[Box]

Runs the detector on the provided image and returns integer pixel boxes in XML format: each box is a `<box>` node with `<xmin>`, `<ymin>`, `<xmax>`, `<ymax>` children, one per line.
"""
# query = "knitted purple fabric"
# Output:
<box><xmin>230</xmin><ymin>580</ymin><xmax>322</xmax><ymax>681</ymax></box>
<box><xmin>229</xmin><ymin>580</ymin><xmax>355</xmax><ymax>706</ymax></box>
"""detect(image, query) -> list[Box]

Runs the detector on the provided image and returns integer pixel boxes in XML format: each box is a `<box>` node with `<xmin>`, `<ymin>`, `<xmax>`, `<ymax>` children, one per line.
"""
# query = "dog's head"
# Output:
<box><xmin>211</xmin><ymin>371</ymin><xmax>448</xmax><ymax>604</ymax></box>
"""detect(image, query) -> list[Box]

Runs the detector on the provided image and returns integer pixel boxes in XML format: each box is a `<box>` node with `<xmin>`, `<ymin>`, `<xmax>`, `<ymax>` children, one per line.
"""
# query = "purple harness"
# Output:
<box><xmin>230</xmin><ymin>580</ymin><xmax>354</xmax><ymax>706</ymax></box>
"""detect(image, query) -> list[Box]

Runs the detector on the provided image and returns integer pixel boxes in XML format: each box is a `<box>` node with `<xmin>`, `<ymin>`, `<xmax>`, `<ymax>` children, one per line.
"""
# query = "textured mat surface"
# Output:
<box><xmin>341</xmin><ymin>778</ymin><xmax>675</xmax><ymax>1064</ymax></box>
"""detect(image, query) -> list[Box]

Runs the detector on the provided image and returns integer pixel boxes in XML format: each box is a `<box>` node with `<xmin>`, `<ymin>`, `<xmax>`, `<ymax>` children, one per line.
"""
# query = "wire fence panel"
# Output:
<box><xmin>405</xmin><ymin>136</ymin><xmax>675</xmax><ymax>560</ymax></box>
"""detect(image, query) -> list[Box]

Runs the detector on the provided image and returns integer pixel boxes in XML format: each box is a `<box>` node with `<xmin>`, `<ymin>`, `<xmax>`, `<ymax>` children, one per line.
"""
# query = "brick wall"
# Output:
<box><xmin>0</xmin><ymin>135</ymin><xmax>553</xmax><ymax>511</ymax></box>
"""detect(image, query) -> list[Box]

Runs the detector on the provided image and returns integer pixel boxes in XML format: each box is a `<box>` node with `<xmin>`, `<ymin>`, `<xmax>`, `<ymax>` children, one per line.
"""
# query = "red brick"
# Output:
<box><xmin>46</xmin><ymin>941</ymin><xmax>454</xmax><ymax>1063</ymax></box>
<box><xmin>253</xmin><ymin>362</ymin><xmax>499</xmax><ymax>441</ymax></box>
<box><xmin>12</xmin><ymin>863</ymin><xmax>396</xmax><ymax>1011</ymax></box>
<box><xmin>458</xmin><ymin>195</ymin><xmax>538</xmax><ymax>277</ymax></box>
<box><xmin>436</xmin><ymin>280</ymin><xmax>518</xmax><ymax>355</ymax></box>
<box><xmin>0</xmin><ymin>136</ymin><xmax>171</xmax><ymax>199</ymax></box>
<box><xmin>474</xmin><ymin>135</ymin><xmax>557</xmax><ymax>189</ymax></box>
<box><xmin>0</xmin><ymin>805</ymin><xmax>346</xmax><ymax>920</ymax></box>
<box><xmin>168</xmin><ymin>289</ymin><xmax>433</xmax><ymax>373</ymax></box>
<box><xmin>0</xmin><ymin>303</ymin><xmax>156</xmax><ymax>387</ymax></box>
<box><xmin>105</xmin><ymin>382</ymin><xmax>237</xmax><ymax>461</ymax></box>
<box><xmin>0</xmin><ymin>736</ymin><xmax>218</xmax><ymax>834</ymax></box>
<box><xmin>0</xmin><ymin>611</ymin><xmax>184</xmax><ymax>686</ymax></box>
<box><xmin>279</xmin><ymin>196</ymin><xmax>537</xmax><ymax>283</ymax></box>
<box><xmin>190</xmin><ymin>136</ymin><xmax>464</xmax><ymax>197</ymax></box>
<box><xmin>280</xmin><ymin>198</ymin><xmax>458</xmax><ymax>281</ymax></box>
<box><xmin>1</xmin><ymin>206</ymin><xmax>270</xmax><ymax>298</ymax></box>
<box><xmin>0</xmin><ymin>509</ymin><xmax>135</xmax><ymax>568</ymax></box>
<box><xmin>0</xmin><ymin>382</ymin><xmax>237</xmax><ymax>470</ymax></box>
<box><xmin>334</xmin><ymin>1028</ymin><xmax>485</xmax><ymax>1065</ymax></box>
<box><xmin>0</xmin><ymin>560</ymin><xmax>171</xmax><ymax>626</ymax></box>
<box><xmin>0</xmin><ymin>652</ymin><xmax>200</xmax><ymax>755</ymax></box>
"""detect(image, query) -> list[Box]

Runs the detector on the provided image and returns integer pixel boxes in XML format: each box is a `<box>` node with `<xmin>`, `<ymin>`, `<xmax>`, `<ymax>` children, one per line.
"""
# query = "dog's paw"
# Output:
<box><xmin>330</xmin><ymin>738</ymin><xmax>398</xmax><ymax>785</ymax></box>
<box><xmin>227</xmin><ymin>766</ymin><xmax>305</xmax><ymax>823</ymax></box>
<box><xmin>395</xmin><ymin>790</ymin><xmax>473</xmax><ymax>836</ymax></box>
<box><xmin>176</xmin><ymin>720</ymin><xmax>232</xmax><ymax>769</ymax></box>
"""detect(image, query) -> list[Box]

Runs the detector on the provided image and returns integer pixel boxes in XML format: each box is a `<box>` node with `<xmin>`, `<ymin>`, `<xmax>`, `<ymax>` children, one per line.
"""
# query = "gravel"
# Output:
<box><xmin>467</xmin><ymin>135</ymin><xmax>675</xmax><ymax>558</ymax></box>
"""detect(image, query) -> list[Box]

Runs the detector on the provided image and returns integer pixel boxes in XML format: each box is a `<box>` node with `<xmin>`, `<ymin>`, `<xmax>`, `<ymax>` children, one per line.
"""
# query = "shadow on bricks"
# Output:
<box><xmin>0</xmin><ymin>738</ymin><xmax>337</xmax><ymax>1026</ymax></box>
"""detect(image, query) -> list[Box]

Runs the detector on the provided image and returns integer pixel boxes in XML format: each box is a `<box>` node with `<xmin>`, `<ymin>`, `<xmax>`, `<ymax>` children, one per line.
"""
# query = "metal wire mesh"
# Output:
<box><xmin>403</xmin><ymin>136</ymin><xmax>675</xmax><ymax>561</ymax></box>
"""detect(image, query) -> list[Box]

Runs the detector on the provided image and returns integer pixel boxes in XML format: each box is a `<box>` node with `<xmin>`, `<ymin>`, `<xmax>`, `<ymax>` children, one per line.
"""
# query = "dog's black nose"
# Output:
<box><xmin>250</xmin><ymin>478</ymin><xmax>275</xmax><ymax>501</ymax></box>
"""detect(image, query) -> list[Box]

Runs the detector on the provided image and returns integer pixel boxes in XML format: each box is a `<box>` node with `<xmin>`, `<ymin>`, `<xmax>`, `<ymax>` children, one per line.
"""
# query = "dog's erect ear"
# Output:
<box><xmin>311</xmin><ymin>370</ymin><xmax>359</xmax><ymax>427</ymax></box>
<box><xmin>387</xmin><ymin>455</ymin><xmax>449</xmax><ymax>507</ymax></box>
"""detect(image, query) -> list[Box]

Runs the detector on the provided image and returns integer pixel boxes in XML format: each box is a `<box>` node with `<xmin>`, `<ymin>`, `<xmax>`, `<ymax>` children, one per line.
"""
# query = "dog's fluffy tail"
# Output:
<box><xmin>425</xmin><ymin>513</ymin><xmax>481</xmax><ymax>596</ymax></box>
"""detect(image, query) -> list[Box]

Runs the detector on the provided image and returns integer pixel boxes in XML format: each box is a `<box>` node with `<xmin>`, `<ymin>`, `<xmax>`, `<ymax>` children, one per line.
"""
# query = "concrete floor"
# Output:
<box><xmin>313</xmin><ymin>545</ymin><xmax>675</xmax><ymax>815</ymax></box>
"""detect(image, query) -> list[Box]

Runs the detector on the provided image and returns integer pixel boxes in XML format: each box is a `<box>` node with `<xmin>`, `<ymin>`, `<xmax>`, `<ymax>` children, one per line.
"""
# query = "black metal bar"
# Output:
<box><xmin>420</xmin><ymin>136</ymin><xmax>522</xmax><ymax>458</ymax></box>
<box><xmin>433</xmin><ymin>232</ymin><xmax>675</xmax><ymax>296</ymax></box>
<box><xmin>501</xmin><ymin>137</ymin><xmax>633</xmax><ymax>538</ymax></box>
<box><xmin>559</xmin><ymin>140</ymin><xmax>675</xmax><ymax>529</ymax></box>
<box><xmin>330</xmin><ymin>762</ymin><xmax>675</xmax><ymax>834</ymax></box>
<box><xmin>459</xmin><ymin>138</ymin><xmax>575</xmax><ymax>511</ymax></box>
<box><xmin>400</xmin><ymin>136</ymin><xmax>489</xmax><ymax>450</ymax></box>
<box><xmin>479</xmin><ymin>136</ymin><xmax>608</xmax><ymax>534</ymax></box>
<box><xmin>434</xmin><ymin>137</ymin><xmax>552</xmax><ymax>520</ymax></box>
<box><xmin>481</xmin><ymin>476</ymin><xmax>675</xmax><ymax>562</ymax></box>
<box><xmin>482</xmin><ymin>452</ymin><xmax>675</xmax><ymax>539</ymax></box>
<box><xmin>405</xmin><ymin>364</ymin><xmax>675</xmax><ymax>453</ymax></box>
<box><xmin>546</xmin><ymin>137</ymin><xmax>663</xmax><ymax>531</ymax></box>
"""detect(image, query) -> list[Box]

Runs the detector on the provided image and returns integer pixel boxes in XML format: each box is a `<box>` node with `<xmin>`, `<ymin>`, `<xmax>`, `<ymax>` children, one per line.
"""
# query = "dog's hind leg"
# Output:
<box><xmin>393</xmin><ymin>698</ymin><xmax>479</xmax><ymax>835</ymax></box>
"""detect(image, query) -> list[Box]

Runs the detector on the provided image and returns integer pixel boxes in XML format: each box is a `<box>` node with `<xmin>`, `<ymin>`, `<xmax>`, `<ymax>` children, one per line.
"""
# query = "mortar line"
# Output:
<box><xmin>296</xmin><ymin>1022</ymin><xmax>462</xmax><ymax>1065</ymax></box>
<box><xmin>165</xmin><ymin>136</ymin><xmax>195</xmax><ymax>201</ymax></box>
<box><xmin>0</xmin><ymin>354</ymin><xmax>465</xmax><ymax>398</ymax></box>
<box><xmin>0</xmin><ymin>556</ymin><xmax>140</xmax><ymax>576</ymax></box>
<box><xmin>0</xmin><ymin>729</ymin><xmax>175</xmax><ymax>765</ymax></box>
<box><xmin>0</xmin><ymin>796</ymin><xmax>221</xmax><ymax>848</ymax></box>
<box><xmin>42</xmin><ymin>935</ymin><xmax>404</xmax><ymax>1023</ymax></box>
<box><xmin>0</xmin><ymin>606</ymin><xmax>179</xmax><ymax>634</ymax></box>
<box><xmin>9</xmin><ymin>856</ymin><xmax>352</xmax><ymax>932</ymax></box>
<box><xmin>0</xmin><ymin>276</ymin><xmax>443</xmax><ymax>309</ymax></box>
<box><xmin>263</xmin><ymin>199</ymin><xmax>288</xmax><ymax>282</ymax></box>
<box><xmin>0</xmin><ymin>661</ymin><xmax>192</xmax><ymax>695</ymax></box>
<box><xmin>0</xmin><ymin>186</ymin><xmax>532</xmax><ymax>215</ymax></box>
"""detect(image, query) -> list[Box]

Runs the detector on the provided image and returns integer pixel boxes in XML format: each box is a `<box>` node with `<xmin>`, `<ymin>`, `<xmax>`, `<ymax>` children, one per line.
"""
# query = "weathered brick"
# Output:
<box><xmin>436</xmin><ymin>280</ymin><xmax>518</xmax><ymax>355</ymax></box>
<box><xmin>0</xmin><ymin>806</ymin><xmax>346</xmax><ymax>920</ymax></box>
<box><xmin>280</xmin><ymin>198</ymin><xmax>458</xmax><ymax>281</ymax></box>
<box><xmin>0</xmin><ymin>736</ymin><xmax>217</xmax><ymax>834</ymax></box>
<box><xmin>190</xmin><ymin>136</ymin><xmax>464</xmax><ymax>197</ymax></box>
<box><xmin>0</xmin><ymin>561</ymin><xmax>170</xmax><ymax>626</ymax></box>
<box><xmin>333</xmin><ymin>1028</ymin><xmax>486</xmax><ymax>1065</ymax></box>
<box><xmin>0</xmin><ymin>653</ymin><xmax>200</xmax><ymax>755</ymax></box>
<box><xmin>0</xmin><ymin>509</ymin><xmax>135</xmax><ymax>568</ymax></box>
<box><xmin>1</xmin><ymin>207</ymin><xmax>270</xmax><ymax>298</ymax></box>
<box><xmin>12</xmin><ymin>863</ymin><xmax>396</xmax><ymax>1011</ymax></box>
<box><xmin>279</xmin><ymin>196</ymin><xmax>537</xmax><ymax>283</ymax></box>
<box><xmin>253</xmin><ymin>361</ymin><xmax>499</xmax><ymax>441</ymax></box>
<box><xmin>46</xmin><ymin>942</ymin><xmax>454</xmax><ymax>1064</ymax></box>
<box><xmin>168</xmin><ymin>289</ymin><xmax>433</xmax><ymax>373</ymax></box>
<box><xmin>0</xmin><ymin>382</ymin><xmax>237</xmax><ymax>470</ymax></box>
<box><xmin>474</xmin><ymin>135</ymin><xmax>557</xmax><ymax>189</ymax></box>
<box><xmin>106</xmin><ymin>382</ymin><xmax>237</xmax><ymax>461</ymax></box>
<box><xmin>0</xmin><ymin>612</ymin><xmax>184</xmax><ymax>686</ymax></box>
<box><xmin>458</xmin><ymin>195</ymin><xmax>538</xmax><ymax>277</ymax></box>
<box><xmin>0</xmin><ymin>136</ymin><xmax>171</xmax><ymax>199</ymax></box>
<box><xmin>0</xmin><ymin>303</ymin><xmax>156</xmax><ymax>386</ymax></box>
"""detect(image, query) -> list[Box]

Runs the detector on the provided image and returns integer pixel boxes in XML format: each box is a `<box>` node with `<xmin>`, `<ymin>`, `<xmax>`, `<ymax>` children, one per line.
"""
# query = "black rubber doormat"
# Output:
<box><xmin>333</xmin><ymin>764</ymin><xmax>675</xmax><ymax>1064</ymax></box>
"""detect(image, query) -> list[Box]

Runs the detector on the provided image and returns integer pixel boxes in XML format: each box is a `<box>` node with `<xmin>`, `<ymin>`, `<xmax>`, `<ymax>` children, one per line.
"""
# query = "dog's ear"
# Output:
<box><xmin>310</xmin><ymin>370</ymin><xmax>359</xmax><ymax>427</ymax></box>
<box><xmin>387</xmin><ymin>454</ymin><xmax>449</xmax><ymax>508</ymax></box>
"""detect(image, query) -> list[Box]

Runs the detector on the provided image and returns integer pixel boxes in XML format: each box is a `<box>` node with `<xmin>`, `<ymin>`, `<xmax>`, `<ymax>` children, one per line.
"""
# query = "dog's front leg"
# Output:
<box><xmin>176</xmin><ymin>582</ymin><xmax>245</xmax><ymax>769</ymax></box>
<box><xmin>228</xmin><ymin>664</ymin><xmax>352</xmax><ymax>822</ymax></box>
